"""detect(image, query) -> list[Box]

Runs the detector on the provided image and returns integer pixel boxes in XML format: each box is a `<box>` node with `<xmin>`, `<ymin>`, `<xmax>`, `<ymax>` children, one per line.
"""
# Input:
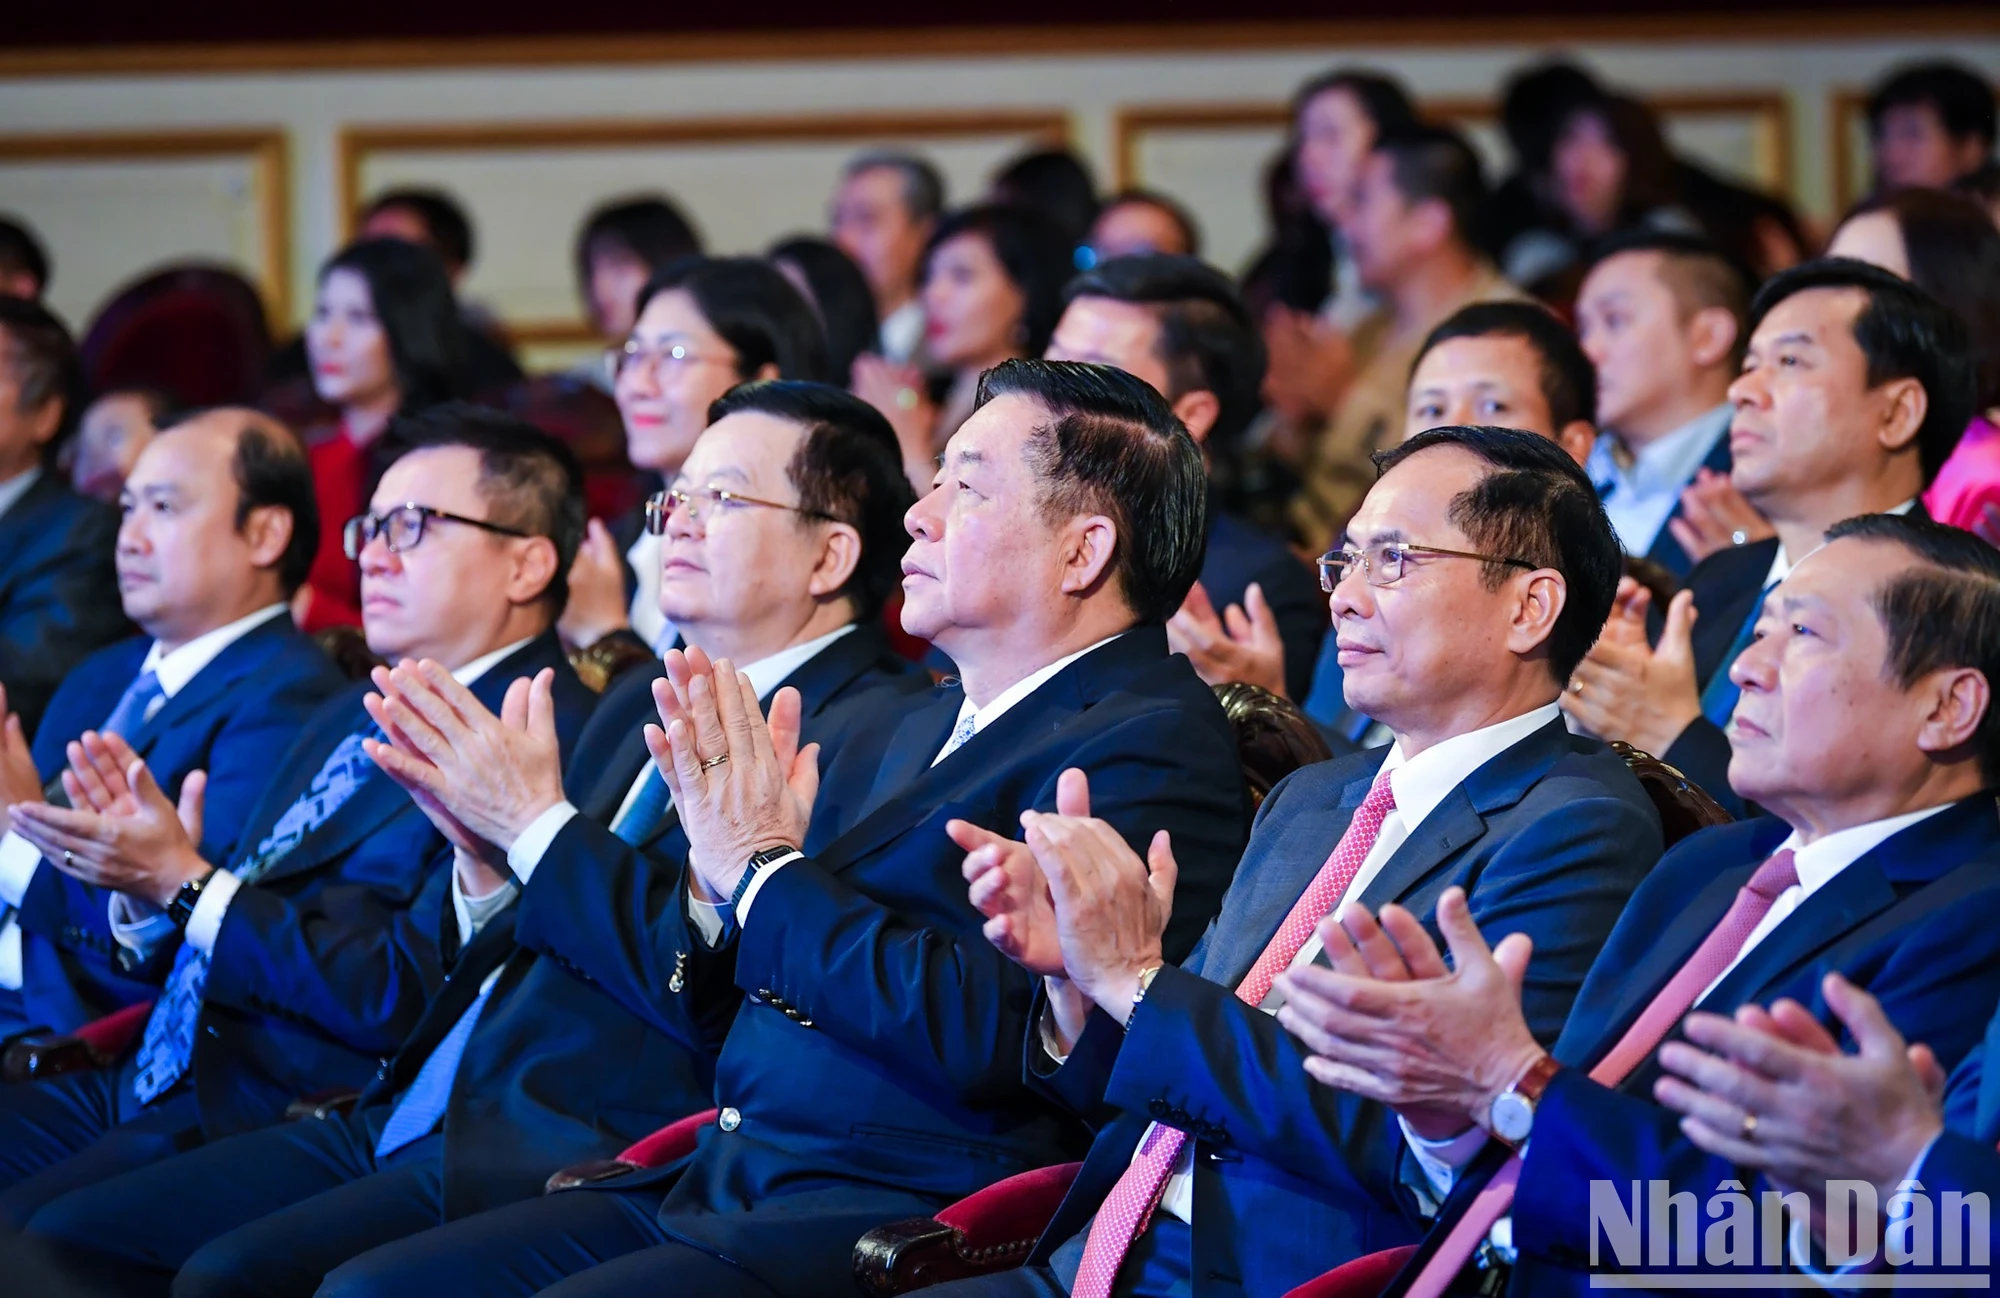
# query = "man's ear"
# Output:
<box><xmin>807</xmin><ymin>523</ymin><xmax>863</xmax><ymax>601</ymax></box>
<box><xmin>1059</xmin><ymin>515</ymin><xmax>1119</xmax><ymax>598</ymax></box>
<box><xmin>1915</xmin><ymin>666</ymin><xmax>1990</xmax><ymax>761</ymax></box>
<box><xmin>1171</xmin><ymin>390</ymin><xmax>1221</xmax><ymax>447</ymax></box>
<box><xmin>1873</xmin><ymin>376</ymin><xmax>1928</xmax><ymax>457</ymax></box>
<box><xmin>507</xmin><ymin>536</ymin><xmax>562</xmax><ymax>607</ymax></box>
<box><xmin>1556</xmin><ymin>421</ymin><xmax>1597</xmax><ymax>469</ymax></box>
<box><xmin>24</xmin><ymin>396</ymin><xmax>62</xmax><ymax>451</ymax></box>
<box><xmin>1407</xmin><ymin>198</ymin><xmax>1453</xmax><ymax>255</ymax></box>
<box><xmin>239</xmin><ymin>504</ymin><xmax>296</xmax><ymax>572</ymax></box>
<box><xmin>1685</xmin><ymin>306</ymin><xmax>1740</xmax><ymax>371</ymax></box>
<box><xmin>1507</xmin><ymin>569</ymin><xmax>1568</xmax><ymax>660</ymax></box>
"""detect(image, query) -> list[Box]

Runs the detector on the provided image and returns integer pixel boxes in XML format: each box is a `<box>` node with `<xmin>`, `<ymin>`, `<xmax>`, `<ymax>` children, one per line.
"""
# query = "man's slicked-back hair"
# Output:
<box><xmin>1412</xmin><ymin>301</ymin><xmax>1598</xmax><ymax>434</ymax></box>
<box><xmin>1374</xmin><ymin>425</ymin><xmax>1623</xmax><ymax>684</ymax></box>
<box><xmin>1373</xmin><ymin>123</ymin><xmax>1490</xmax><ymax>248</ymax></box>
<box><xmin>0</xmin><ymin>295</ymin><xmax>84</xmax><ymax>463</ymax></box>
<box><xmin>223</xmin><ymin>413</ymin><xmax>319</xmax><ymax>596</ymax></box>
<box><xmin>1060</xmin><ymin>253</ymin><xmax>1267</xmax><ymax>449</ymax></box>
<box><xmin>706</xmin><ymin>380</ymin><xmax>917</xmax><ymax>622</ymax></box>
<box><xmin>1826</xmin><ymin>513</ymin><xmax>2000</xmax><ymax>785</ymax></box>
<box><xmin>1749</xmin><ymin>257</ymin><xmax>1977</xmax><ymax>486</ymax></box>
<box><xmin>1583</xmin><ymin>228</ymin><xmax>1752</xmax><ymax>367</ymax></box>
<box><xmin>637</xmin><ymin>256</ymin><xmax>831</xmax><ymax>385</ymax></box>
<box><xmin>973</xmin><ymin>359</ymin><xmax>1208</xmax><ymax>625</ymax></box>
<box><xmin>387</xmin><ymin>403</ymin><xmax>586</xmax><ymax>615</ymax></box>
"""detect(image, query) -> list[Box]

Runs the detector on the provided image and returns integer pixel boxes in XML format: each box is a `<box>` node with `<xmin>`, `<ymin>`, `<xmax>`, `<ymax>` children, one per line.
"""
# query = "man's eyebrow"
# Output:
<box><xmin>947</xmin><ymin>448</ymin><xmax>986</xmax><ymax>469</ymax></box>
<box><xmin>701</xmin><ymin>467</ymin><xmax>750</xmax><ymax>485</ymax></box>
<box><xmin>1344</xmin><ymin>526</ymin><xmax>1410</xmax><ymax>547</ymax></box>
<box><xmin>1766</xmin><ymin>330</ymin><xmax>1820</xmax><ymax>349</ymax></box>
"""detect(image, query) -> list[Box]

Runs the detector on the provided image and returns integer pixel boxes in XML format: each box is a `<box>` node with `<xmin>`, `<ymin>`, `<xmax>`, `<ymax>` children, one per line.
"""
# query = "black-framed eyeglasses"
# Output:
<box><xmin>343</xmin><ymin>504</ymin><xmax>532</xmax><ymax>560</ymax></box>
<box><xmin>644</xmin><ymin>487</ymin><xmax>837</xmax><ymax>535</ymax></box>
<box><xmin>604</xmin><ymin>338</ymin><xmax>734</xmax><ymax>385</ymax></box>
<box><xmin>1317</xmin><ymin>541</ymin><xmax>1536</xmax><ymax>592</ymax></box>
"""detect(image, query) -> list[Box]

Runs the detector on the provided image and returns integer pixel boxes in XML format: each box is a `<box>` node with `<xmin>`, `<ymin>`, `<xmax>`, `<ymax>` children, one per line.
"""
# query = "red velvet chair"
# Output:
<box><xmin>852</xmin><ymin>1162</ymin><xmax>1084</xmax><ymax>1295</ymax></box>
<box><xmin>81</xmin><ymin>265</ymin><xmax>273</xmax><ymax>410</ymax></box>
<box><xmin>1280</xmin><ymin>1244</ymin><xmax>1417</xmax><ymax>1298</ymax></box>
<box><xmin>1</xmin><ymin>998</ymin><xmax>153</xmax><ymax>1082</ymax></box>
<box><xmin>543</xmin><ymin>1107</ymin><xmax>719</xmax><ymax>1193</ymax></box>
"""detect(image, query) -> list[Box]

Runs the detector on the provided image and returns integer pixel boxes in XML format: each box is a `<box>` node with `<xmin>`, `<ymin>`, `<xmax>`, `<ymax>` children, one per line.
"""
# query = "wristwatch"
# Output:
<box><xmin>167</xmin><ymin>867</ymin><xmax>218</xmax><ymax>931</ymax></box>
<box><xmin>730</xmin><ymin>844</ymin><xmax>799</xmax><ymax>910</ymax></box>
<box><xmin>1487</xmin><ymin>1054</ymin><xmax>1563</xmax><ymax>1151</ymax></box>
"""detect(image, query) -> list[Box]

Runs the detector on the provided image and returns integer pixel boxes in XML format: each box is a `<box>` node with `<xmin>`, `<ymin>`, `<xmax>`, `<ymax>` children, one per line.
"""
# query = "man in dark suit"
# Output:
<box><xmin>936</xmin><ymin>425</ymin><xmax>1664</xmax><ymax>1297</ymax></box>
<box><xmin>1280</xmin><ymin>513</ymin><xmax>2000</xmax><ymax>1296</ymax></box>
<box><xmin>0</xmin><ymin>406</ymin><xmax>596</xmax><ymax>1231</ymax></box>
<box><xmin>1575</xmin><ymin>231</ymin><xmax>1748</xmax><ymax>579</ymax></box>
<box><xmin>1044</xmin><ymin>254</ymin><xmax>1325</xmax><ymax>702</ymax></box>
<box><xmin>312</xmin><ymin>360</ymin><xmax>1251</xmax><ymax>1298</ymax></box>
<box><xmin>12</xmin><ymin>383</ymin><xmax>929</xmax><ymax>1298</ymax></box>
<box><xmin>1563</xmin><ymin>259</ymin><xmax>1977</xmax><ymax>815</ymax></box>
<box><xmin>0</xmin><ymin>298</ymin><xmax>129</xmax><ymax>740</ymax></box>
<box><xmin>0</xmin><ymin>408</ymin><xmax>345</xmax><ymax>1038</ymax></box>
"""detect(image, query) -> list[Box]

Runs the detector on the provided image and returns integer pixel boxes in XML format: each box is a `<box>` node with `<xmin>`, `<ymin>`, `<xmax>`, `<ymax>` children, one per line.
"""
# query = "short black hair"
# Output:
<box><xmin>0</xmin><ymin>296</ymin><xmax>84</xmax><ymax>464</ymax></box>
<box><xmin>1091</xmin><ymin>190</ymin><xmax>1202</xmax><ymax>258</ymax></box>
<box><xmin>0</xmin><ymin>215</ymin><xmax>50</xmax><ymax>294</ymax></box>
<box><xmin>1749</xmin><ymin>258</ymin><xmax>1977</xmax><ymax>486</ymax></box>
<box><xmin>1413</xmin><ymin>301</ymin><xmax>1598</xmax><ymax>434</ymax></box>
<box><xmin>1373</xmin><ymin>123</ymin><xmax>1489</xmax><ymax>248</ymax></box>
<box><xmin>1292</xmin><ymin>68</ymin><xmax>1420</xmax><ymax>139</ymax></box>
<box><xmin>362</xmin><ymin>188</ymin><xmax>475</xmax><ymax>273</ymax></box>
<box><xmin>1060</xmin><ymin>254</ymin><xmax>1267</xmax><ymax>449</ymax></box>
<box><xmin>575</xmin><ymin>195</ymin><xmax>704</xmax><ymax>291</ymax></box>
<box><xmin>318</xmin><ymin>238</ymin><xmax>465</xmax><ymax>412</ymax></box>
<box><xmin>844</xmin><ymin>151</ymin><xmax>946</xmax><ymax>225</ymax></box>
<box><xmin>768</xmin><ymin>236</ymin><xmax>880</xmax><ymax>386</ymax></box>
<box><xmin>1826</xmin><ymin>513</ymin><xmax>2000</xmax><ymax>785</ymax></box>
<box><xmin>1842</xmin><ymin>188</ymin><xmax>2000</xmax><ymax>410</ymax></box>
<box><xmin>707</xmin><ymin>380</ymin><xmax>916</xmax><ymax>622</ymax></box>
<box><xmin>1583</xmin><ymin>229</ymin><xmax>1752</xmax><ymax>368</ymax></box>
<box><xmin>387</xmin><ymin>403</ymin><xmax>586</xmax><ymax>615</ymax></box>
<box><xmin>637</xmin><ymin>256</ymin><xmax>831</xmax><ymax>385</ymax></box>
<box><xmin>210</xmin><ymin>413</ymin><xmax>319</xmax><ymax>597</ymax></box>
<box><xmin>1867</xmin><ymin>61</ymin><xmax>1998</xmax><ymax>153</ymax></box>
<box><xmin>924</xmin><ymin>204</ymin><xmax>1077</xmax><ymax>359</ymax></box>
<box><xmin>991</xmin><ymin>148</ymin><xmax>1100</xmax><ymax>249</ymax></box>
<box><xmin>1374</xmin><ymin>426</ymin><xmax>1623</xmax><ymax>685</ymax></box>
<box><xmin>1500</xmin><ymin>60</ymin><xmax>1606</xmax><ymax>171</ymax></box>
<box><xmin>973</xmin><ymin>358</ymin><xmax>1208</xmax><ymax>625</ymax></box>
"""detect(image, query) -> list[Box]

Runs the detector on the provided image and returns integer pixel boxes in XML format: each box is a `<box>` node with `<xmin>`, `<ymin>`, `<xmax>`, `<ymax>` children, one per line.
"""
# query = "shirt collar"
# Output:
<box><xmin>1378</xmin><ymin>702</ymin><xmax>1562</xmax><ymax>835</ymax></box>
<box><xmin>140</xmin><ymin>604</ymin><xmax>290</xmax><ymax>698</ymax></box>
<box><xmin>452</xmin><ymin>636</ymin><xmax>536</xmax><ymax>687</ymax></box>
<box><xmin>1766</xmin><ymin>498</ymin><xmax>1918</xmax><ymax>589</ymax></box>
<box><xmin>736</xmin><ymin>623</ymin><xmax>857</xmax><ymax>700</ymax></box>
<box><xmin>1771</xmin><ymin>803</ymin><xmax>1951</xmax><ymax>898</ymax></box>
<box><xmin>0</xmin><ymin>465</ymin><xmax>42</xmax><ymax>522</ymax></box>
<box><xmin>952</xmin><ymin>633</ymin><xmax>1126</xmax><ymax>739</ymax></box>
<box><xmin>1627</xmin><ymin>404</ymin><xmax>1732</xmax><ymax>494</ymax></box>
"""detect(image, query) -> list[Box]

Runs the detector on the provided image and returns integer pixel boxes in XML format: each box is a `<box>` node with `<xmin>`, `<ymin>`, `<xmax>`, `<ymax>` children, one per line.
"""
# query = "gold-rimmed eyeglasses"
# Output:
<box><xmin>1317</xmin><ymin>541</ymin><xmax>1535</xmax><ymax>592</ymax></box>
<box><xmin>645</xmin><ymin>487</ymin><xmax>837</xmax><ymax>534</ymax></box>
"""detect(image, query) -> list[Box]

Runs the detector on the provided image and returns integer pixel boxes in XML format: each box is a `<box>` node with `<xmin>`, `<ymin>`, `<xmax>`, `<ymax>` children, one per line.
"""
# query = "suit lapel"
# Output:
<box><xmin>125</xmin><ymin>619</ymin><xmax>286</xmax><ymax>758</ymax></box>
<box><xmin>1644</xmin><ymin>422</ymin><xmax>1733</xmax><ymax>576</ymax></box>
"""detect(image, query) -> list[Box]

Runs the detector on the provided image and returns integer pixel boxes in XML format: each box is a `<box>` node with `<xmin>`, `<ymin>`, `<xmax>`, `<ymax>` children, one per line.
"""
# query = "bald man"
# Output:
<box><xmin>0</xmin><ymin>410</ymin><xmax>345</xmax><ymax>1037</ymax></box>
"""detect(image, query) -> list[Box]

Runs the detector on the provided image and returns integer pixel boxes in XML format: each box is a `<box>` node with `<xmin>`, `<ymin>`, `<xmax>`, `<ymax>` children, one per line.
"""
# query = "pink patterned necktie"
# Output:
<box><xmin>1403</xmin><ymin>848</ymin><xmax>1801</xmax><ymax>1298</ymax></box>
<box><xmin>1069</xmin><ymin>770</ymin><xmax>1400</xmax><ymax>1298</ymax></box>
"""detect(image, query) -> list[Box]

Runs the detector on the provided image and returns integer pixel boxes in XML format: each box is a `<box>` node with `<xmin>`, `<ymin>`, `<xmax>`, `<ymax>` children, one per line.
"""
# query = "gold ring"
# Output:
<box><xmin>1741</xmin><ymin>1112</ymin><xmax>1759</xmax><ymax>1139</ymax></box>
<box><xmin>1570</xmin><ymin>679</ymin><xmax>1584</xmax><ymax>694</ymax></box>
<box><xmin>698</xmin><ymin>753</ymin><xmax>729</xmax><ymax>771</ymax></box>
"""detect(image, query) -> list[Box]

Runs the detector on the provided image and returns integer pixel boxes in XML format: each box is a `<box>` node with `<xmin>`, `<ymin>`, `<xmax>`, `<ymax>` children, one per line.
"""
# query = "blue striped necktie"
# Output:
<box><xmin>374</xmin><ymin>980</ymin><xmax>497</xmax><ymax>1158</ymax></box>
<box><xmin>100</xmin><ymin>669</ymin><xmax>165</xmax><ymax>739</ymax></box>
<box><xmin>130</xmin><ymin>722</ymin><xmax>383</xmax><ymax>1105</ymax></box>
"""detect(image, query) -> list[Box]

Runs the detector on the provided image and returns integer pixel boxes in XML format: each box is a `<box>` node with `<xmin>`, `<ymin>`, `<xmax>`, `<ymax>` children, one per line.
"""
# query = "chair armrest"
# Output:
<box><xmin>1</xmin><ymin>999</ymin><xmax>154</xmax><ymax>1083</ymax></box>
<box><xmin>1279</xmin><ymin>1243</ymin><xmax>1419</xmax><ymax>1298</ymax></box>
<box><xmin>542</xmin><ymin>1108</ymin><xmax>719</xmax><ymax>1196</ymax></box>
<box><xmin>285</xmin><ymin>1089</ymin><xmax>362</xmax><ymax>1122</ymax></box>
<box><xmin>852</xmin><ymin>1161</ymin><xmax>1084</xmax><ymax>1295</ymax></box>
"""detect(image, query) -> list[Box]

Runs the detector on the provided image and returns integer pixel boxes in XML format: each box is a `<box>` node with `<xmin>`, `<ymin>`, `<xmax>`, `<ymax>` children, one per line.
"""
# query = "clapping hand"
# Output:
<box><xmin>1666</xmin><ymin>468</ymin><xmax>1774</xmax><ymax>565</ymax></box>
<box><xmin>0</xmin><ymin>684</ymin><xmax>43</xmax><ymax>812</ymax></box>
<box><xmin>1167</xmin><ymin>582</ymin><xmax>1290</xmax><ymax>697</ymax></box>
<box><xmin>1562</xmin><ymin>587</ymin><xmax>1703</xmax><ymax>753</ymax></box>
<box><xmin>11</xmin><ymin>731</ymin><xmax>210</xmax><ymax>907</ymax></box>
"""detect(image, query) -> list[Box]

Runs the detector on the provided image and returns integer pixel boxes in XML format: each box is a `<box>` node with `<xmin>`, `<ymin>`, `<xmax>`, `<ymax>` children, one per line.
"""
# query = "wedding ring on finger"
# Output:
<box><xmin>64</xmin><ymin>850</ymin><xmax>75</xmax><ymax>868</ymax></box>
<box><xmin>1740</xmin><ymin>1111</ymin><xmax>1759</xmax><ymax>1140</ymax></box>
<box><xmin>699</xmin><ymin>753</ymin><xmax>730</xmax><ymax>771</ymax></box>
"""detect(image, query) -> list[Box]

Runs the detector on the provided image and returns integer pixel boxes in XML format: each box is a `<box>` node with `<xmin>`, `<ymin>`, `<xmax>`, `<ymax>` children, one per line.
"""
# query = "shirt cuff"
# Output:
<box><xmin>108</xmin><ymin>891</ymin><xmax>178</xmax><ymax>956</ymax></box>
<box><xmin>1037</xmin><ymin>1003</ymin><xmax>1073</xmax><ymax>1066</ymax></box>
<box><xmin>688</xmin><ymin>895</ymin><xmax>730</xmax><ymax>948</ymax></box>
<box><xmin>183</xmin><ymin>869</ymin><xmax>242</xmax><ymax>955</ymax></box>
<box><xmin>0</xmin><ymin>830</ymin><xmax>42</xmax><ymax>907</ymax></box>
<box><xmin>731</xmin><ymin>850</ymin><xmax>802</xmax><ymax>927</ymax></box>
<box><xmin>1399</xmin><ymin>1116</ymin><xmax>1490</xmax><ymax>1202</ymax></box>
<box><xmin>0</xmin><ymin>914</ymin><xmax>20</xmax><ymax>991</ymax></box>
<box><xmin>506</xmin><ymin>802</ymin><xmax>579</xmax><ymax>887</ymax></box>
<box><xmin>451</xmin><ymin>864</ymin><xmax>518</xmax><ymax>948</ymax></box>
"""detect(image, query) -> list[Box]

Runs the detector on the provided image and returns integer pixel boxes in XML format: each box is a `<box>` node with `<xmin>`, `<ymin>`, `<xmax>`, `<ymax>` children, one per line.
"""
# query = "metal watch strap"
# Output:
<box><xmin>167</xmin><ymin>868</ymin><xmax>217</xmax><ymax>930</ymax></box>
<box><xmin>730</xmin><ymin>845</ymin><xmax>797</xmax><ymax>910</ymax></box>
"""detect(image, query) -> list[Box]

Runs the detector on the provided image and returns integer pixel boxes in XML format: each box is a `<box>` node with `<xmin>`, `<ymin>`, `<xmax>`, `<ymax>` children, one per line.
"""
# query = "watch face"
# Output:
<box><xmin>1490</xmin><ymin>1091</ymin><xmax>1534</xmax><ymax>1144</ymax></box>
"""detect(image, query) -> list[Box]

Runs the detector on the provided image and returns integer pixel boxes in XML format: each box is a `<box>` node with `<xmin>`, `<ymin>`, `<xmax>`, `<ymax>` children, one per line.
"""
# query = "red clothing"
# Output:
<box><xmin>300</xmin><ymin>423</ymin><xmax>367</xmax><ymax>632</ymax></box>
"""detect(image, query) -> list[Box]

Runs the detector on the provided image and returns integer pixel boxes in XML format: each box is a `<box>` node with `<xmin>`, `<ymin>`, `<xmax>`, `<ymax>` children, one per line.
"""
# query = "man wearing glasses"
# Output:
<box><xmin>0</xmin><ymin>404</ymin><xmax>596</xmax><ymax>1232</ymax></box>
<box><xmin>939</xmin><ymin>426</ymin><xmax>1664</xmax><ymax>1298</ymax></box>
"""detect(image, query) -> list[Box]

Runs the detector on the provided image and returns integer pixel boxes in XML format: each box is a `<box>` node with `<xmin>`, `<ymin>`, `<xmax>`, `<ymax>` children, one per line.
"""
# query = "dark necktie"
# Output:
<box><xmin>100</xmin><ymin>669</ymin><xmax>165</xmax><ymax>740</ymax></box>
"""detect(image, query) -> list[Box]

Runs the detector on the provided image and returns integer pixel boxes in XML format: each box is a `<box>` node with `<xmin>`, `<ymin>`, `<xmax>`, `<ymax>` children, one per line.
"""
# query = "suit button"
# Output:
<box><xmin>1147</xmin><ymin>1099</ymin><xmax>1169</xmax><ymax>1118</ymax></box>
<box><xmin>376</xmin><ymin>1066</ymin><xmax>389</xmax><ymax>1080</ymax></box>
<box><xmin>204</xmin><ymin>1025</ymin><xmax>220</xmax><ymax>1038</ymax></box>
<box><xmin>718</xmin><ymin>1107</ymin><xmax>741</xmax><ymax>1132</ymax></box>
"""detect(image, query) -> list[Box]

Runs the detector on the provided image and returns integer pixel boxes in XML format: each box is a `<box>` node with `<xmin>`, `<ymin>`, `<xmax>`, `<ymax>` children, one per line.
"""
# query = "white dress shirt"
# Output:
<box><xmin>1588</xmin><ymin>404</ymin><xmax>1732</xmax><ymax>558</ymax></box>
<box><xmin>0</xmin><ymin>604</ymin><xmax>290</xmax><ymax>987</ymax></box>
<box><xmin>930</xmin><ymin>634</ymin><xmax>1126</xmax><ymax>769</ymax></box>
<box><xmin>1404</xmin><ymin>801</ymin><xmax>1953</xmax><ymax>1248</ymax></box>
<box><xmin>140</xmin><ymin>636</ymin><xmax>537</xmax><ymax>962</ymax></box>
<box><xmin>0</xmin><ymin>465</ymin><xmax>40</xmax><ymax>523</ymax></box>
<box><xmin>624</xmin><ymin>530</ymin><xmax>675</xmax><ymax>656</ymax></box>
<box><xmin>1127</xmin><ymin>701</ymin><xmax>1567</xmax><ymax>1225</ymax></box>
<box><xmin>505</xmin><ymin>624</ymin><xmax>862</xmax><ymax>939</ymax></box>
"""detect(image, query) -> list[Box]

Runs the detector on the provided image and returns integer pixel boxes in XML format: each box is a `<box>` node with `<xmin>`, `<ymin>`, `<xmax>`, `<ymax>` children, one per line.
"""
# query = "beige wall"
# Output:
<box><xmin>2</xmin><ymin>24</ymin><xmax>1995</xmax><ymax>364</ymax></box>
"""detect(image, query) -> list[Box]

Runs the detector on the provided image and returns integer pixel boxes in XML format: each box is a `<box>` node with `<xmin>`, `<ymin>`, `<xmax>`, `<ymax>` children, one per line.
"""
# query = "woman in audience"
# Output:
<box><xmin>557</xmin><ymin>255</ymin><xmax>829</xmax><ymax>658</ymax></box>
<box><xmin>1828</xmin><ymin>187</ymin><xmax>2000</xmax><ymax>536</ymax></box>
<box><xmin>574</xmin><ymin>195</ymin><xmax>704</xmax><ymax>344</ymax></box>
<box><xmin>853</xmin><ymin>203</ymin><xmax>1071</xmax><ymax>488</ymax></box>
<box><xmin>768</xmin><ymin>235</ymin><xmax>879</xmax><ymax>386</ymax></box>
<box><xmin>295</xmin><ymin>237</ymin><xmax>463</xmax><ymax>631</ymax></box>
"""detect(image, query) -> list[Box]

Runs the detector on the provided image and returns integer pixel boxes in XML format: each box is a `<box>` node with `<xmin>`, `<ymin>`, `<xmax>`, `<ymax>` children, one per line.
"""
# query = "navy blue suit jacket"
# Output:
<box><xmin>1023</xmin><ymin>718</ymin><xmax>1663</xmax><ymax>1297</ymax></box>
<box><xmin>514</xmin><ymin>628</ymin><xmax>1250</xmax><ymax>1295</ymax></box>
<box><xmin>154</xmin><ymin>631</ymin><xmax>593</xmax><ymax>1139</ymax></box>
<box><xmin>11</xmin><ymin>616</ymin><xmax>345</xmax><ymax>1033</ymax></box>
<box><xmin>1199</xmin><ymin>509</ymin><xmax>1326</xmax><ymax>703</ymax></box>
<box><xmin>1394</xmin><ymin>795</ymin><xmax>2000</xmax><ymax>1296</ymax></box>
<box><xmin>0</xmin><ymin>473</ymin><xmax>131</xmax><ymax>739</ymax></box>
<box><xmin>361</xmin><ymin>625</ymin><xmax>923</xmax><ymax>1218</ymax></box>
<box><xmin>1912</xmin><ymin>1002</ymin><xmax>2000</xmax><ymax>1268</ymax></box>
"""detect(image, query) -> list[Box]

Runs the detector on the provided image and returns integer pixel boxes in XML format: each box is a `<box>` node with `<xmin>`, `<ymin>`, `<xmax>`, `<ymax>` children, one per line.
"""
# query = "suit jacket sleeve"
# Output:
<box><xmin>200</xmin><ymin>843</ymin><xmax>451</xmax><ymax>1055</ymax></box>
<box><xmin>1101</xmin><ymin>788</ymin><xmax>1657</xmax><ymax>1205</ymax></box>
<box><xmin>735</xmin><ymin>709</ymin><xmax>1246</xmax><ymax>1108</ymax></box>
<box><xmin>1663</xmin><ymin>717</ymin><xmax>1745</xmax><ymax>819</ymax></box>
<box><xmin>1917</xmin><ymin>1132</ymin><xmax>2000</xmax><ymax>1263</ymax></box>
<box><xmin>511</xmin><ymin>813</ymin><xmax>742</xmax><ymax>1057</ymax></box>
<box><xmin>0</xmin><ymin>500</ymin><xmax>126</xmax><ymax>737</ymax></box>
